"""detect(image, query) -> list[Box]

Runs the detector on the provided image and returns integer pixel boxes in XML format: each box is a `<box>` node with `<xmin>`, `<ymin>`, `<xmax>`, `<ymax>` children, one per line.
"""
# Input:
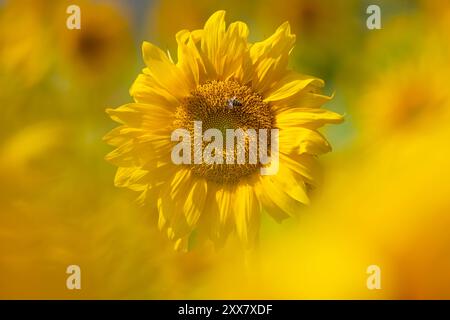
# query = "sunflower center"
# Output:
<box><xmin>174</xmin><ymin>80</ymin><xmax>276</xmax><ymax>184</ymax></box>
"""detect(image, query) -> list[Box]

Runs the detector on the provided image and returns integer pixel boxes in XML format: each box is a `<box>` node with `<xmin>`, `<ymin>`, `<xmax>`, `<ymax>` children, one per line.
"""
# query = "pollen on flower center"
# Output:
<box><xmin>174</xmin><ymin>80</ymin><xmax>276</xmax><ymax>184</ymax></box>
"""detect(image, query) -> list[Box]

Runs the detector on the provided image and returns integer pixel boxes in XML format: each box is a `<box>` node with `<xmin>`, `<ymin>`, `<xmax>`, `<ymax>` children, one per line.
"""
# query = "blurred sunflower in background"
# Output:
<box><xmin>55</xmin><ymin>0</ymin><xmax>134</xmax><ymax>87</ymax></box>
<box><xmin>358</xmin><ymin>56</ymin><xmax>450</xmax><ymax>141</ymax></box>
<box><xmin>353</xmin><ymin>1</ymin><xmax>450</xmax><ymax>143</ymax></box>
<box><xmin>105</xmin><ymin>11</ymin><xmax>343</xmax><ymax>251</ymax></box>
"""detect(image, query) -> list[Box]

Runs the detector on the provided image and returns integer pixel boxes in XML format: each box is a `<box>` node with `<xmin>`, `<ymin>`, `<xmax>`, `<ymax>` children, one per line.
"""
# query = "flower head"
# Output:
<box><xmin>105</xmin><ymin>11</ymin><xmax>343</xmax><ymax>250</ymax></box>
<box><xmin>56</xmin><ymin>0</ymin><xmax>133</xmax><ymax>83</ymax></box>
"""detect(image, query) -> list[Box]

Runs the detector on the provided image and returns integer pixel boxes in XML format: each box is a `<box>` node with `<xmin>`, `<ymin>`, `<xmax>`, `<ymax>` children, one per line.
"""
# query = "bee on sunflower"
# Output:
<box><xmin>105</xmin><ymin>11</ymin><xmax>343</xmax><ymax>251</ymax></box>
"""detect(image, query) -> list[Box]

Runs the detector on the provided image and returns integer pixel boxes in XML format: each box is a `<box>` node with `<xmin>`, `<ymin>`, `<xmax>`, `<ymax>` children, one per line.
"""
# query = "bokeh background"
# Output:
<box><xmin>1</xmin><ymin>0</ymin><xmax>450</xmax><ymax>299</ymax></box>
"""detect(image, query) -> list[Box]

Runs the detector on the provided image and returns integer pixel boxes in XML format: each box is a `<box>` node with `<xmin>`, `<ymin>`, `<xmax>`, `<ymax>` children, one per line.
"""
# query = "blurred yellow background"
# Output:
<box><xmin>1</xmin><ymin>0</ymin><xmax>449</xmax><ymax>299</ymax></box>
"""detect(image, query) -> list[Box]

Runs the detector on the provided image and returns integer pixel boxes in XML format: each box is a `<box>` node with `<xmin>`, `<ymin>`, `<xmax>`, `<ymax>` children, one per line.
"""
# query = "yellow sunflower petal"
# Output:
<box><xmin>130</xmin><ymin>73</ymin><xmax>180</xmax><ymax>109</ymax></box>
<box><xmin>277</xmin><ymin>108</ymin><xmax>344</xmax><ymax>129</ymax></box>
<box><xmin>215</xmin><ymin>186</ymin><xmax>234</xmax><ymax>229</ymax></box>
<box><xmin>279</xmin><ymin>127</ymin><xmax>332</xmax><ymax>155</ymax></box>
<box><xmin>254</xmin><ymin>181</ymin><xmax>291</xmax><ymax>222</ymax></box>
<box><xmin>272</xmin><ymin>165</ymin><xmax>310</xmax><ymax>204</ymax></box>
<box><xmin>200</xmin><ymin>10</ymin><xmax>226</xmax><ymax>78</ymax></box>
<box><xmin>196</xmin><ymin>183</ymin><xmax>232</xmax><ymax>246</ymax></box>
<box><xmin>158</xmin><ymin>169</ymin><xmax>192</xmax><ymax>237</ymax></box>
<box><xmin>105</xmin><ymin>139</ymin><xmax>155</xmax><ymax>167</ymax></box>
<box><xmin>250</xmin><ymin>22</ymin><xmax>296</xmax><ymax>93</ymax></box>
<box><xmin>114</xmin><ymin>166</ymin><xmax>149</xmax><ymax>191</ymax></box>
<box><xmin>280</xmin><ymin>153</ymin><xmax>321</xmax><ymax>186</ymax></box>
<box><xmin>103</xmin><ymin>125</ymin><xmax>143</xmax><ymax>147</ymax></box>
<box><xmin>258</xmin><ymin>174</ymin><xmax>306</xmax><ymax>217</ymax></box>
<box><xmin>233</xmin><ymin>182</ymin><xmax>260</xmax><ymax>246</ymax></box>
<box><xmin>199</xmin><ymin>11</ymin><xmax>251</xmax><ymax>83</ymax></box>
<box><xmin>142</xmin><ymin>41</ymin><xmax>192</xmax><ymax>97</ymax></box>
<box><xmin>221</xmin><ymin>21</ymin><xmax>251</xmax><ymax>82</ymax></box>
<box><xmin>176</xmin><ymin>29</ymin><xmax>207</xmax><ymax>86</ymax></box>
<box><xmin>264</xmin><ymin>72</ymin><xmax>324</xmax><ymax>103</ymax></box>
<box><xmin>104</xmin><ymin>120</ymin><xmax>173</xmax><ymax>168</ymax></box>
<box><xmin>275</xmin><ymin>92</ymin><xmax>334</xmax><ymax>111</ymax></box>
<box><xmin>160</xmin><ymin>171</ymin><xmax>208</xmax><ymax>239</ymax></box>
<box><xmin>183</xmin><ymin>179</ymin><xmax>208</xmax><ymax>227</ymax></box>
<box><xmin>106</xmin><ymin>103</ymin><xmax>173</xmax><ymax>129</ymax></box>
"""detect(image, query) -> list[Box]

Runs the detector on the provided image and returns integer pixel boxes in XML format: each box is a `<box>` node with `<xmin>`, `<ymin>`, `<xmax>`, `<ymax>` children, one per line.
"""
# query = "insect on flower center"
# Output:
<box><xmin>174</xmin><ymin>80</ymin><xmax>277</xmax><ymax>184</ymax></box>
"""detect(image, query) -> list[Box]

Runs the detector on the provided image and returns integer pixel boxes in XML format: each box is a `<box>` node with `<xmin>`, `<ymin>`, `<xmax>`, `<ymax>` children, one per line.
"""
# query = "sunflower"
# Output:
<box><xmin>55</xmin><ymin>0</ymin><xmax>133</xmax><ymax>84</ymax></box>
<box><xmin>356</xmin><ymin>33</ymin><xmax>450</xmax><ymax>141</ymax></box>
<box><xmin>105</xmin><ymin>11</ymin><xmax>343</xmax><ymax>251</ymax></box>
